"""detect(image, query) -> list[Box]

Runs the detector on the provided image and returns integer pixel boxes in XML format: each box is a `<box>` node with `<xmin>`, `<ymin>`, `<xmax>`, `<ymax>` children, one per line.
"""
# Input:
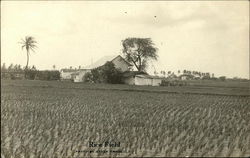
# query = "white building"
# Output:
<box><xmin>72</xmin><ymin>69</ymin><xmax>91</xmax><ymax>82</ymax></box>
<box><xmin>123</xmin><ymin>72</ymin><xmax>162</xmax><ymax>86</ymax></box>
<box><xmin>60</xmin><ymin>69</ymin><xmax>78</xmax><ymax>80</ymax></box>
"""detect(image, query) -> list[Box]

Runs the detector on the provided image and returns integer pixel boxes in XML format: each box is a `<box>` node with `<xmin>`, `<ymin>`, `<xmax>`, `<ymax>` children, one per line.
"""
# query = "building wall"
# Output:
<box><xmin>135</xmin><ymin>76</ymin><xmax>152</xmax><ymax>86</ymax></box>
<box><xmin>152</xmin><ymin>78</ymin><xmax>162</xmax><ymax>86</ymax></box>
<box><xmin>180</xmin><ymin>76</ymin><xmax>187</xmax><ymax>80</ymax></box>
<box><xmin>112</xmin><ymin>56</ymin><xmax>130</xmax><ymax>72</ymax></box>
<box><xmin>121</xmin><ymin>75</ymin><xmax>163</xmax><ymax>86</ymax></box>
<box><xmin>61</xmin><ymin>72</ymin><xmax>73</xmax><ymax>80</ymax></box>
<box><xmin>123</xmin><ymin>77</ymin><xmax>135</xmax><ymax>85</ymax></box>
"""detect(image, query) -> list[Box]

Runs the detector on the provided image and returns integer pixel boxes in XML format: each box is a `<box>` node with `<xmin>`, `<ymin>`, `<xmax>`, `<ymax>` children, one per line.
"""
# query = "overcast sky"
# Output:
<box><xmin>1</xmin><ymin>1</ymin><xmax>249</xmax><ymax>78</ymax></box>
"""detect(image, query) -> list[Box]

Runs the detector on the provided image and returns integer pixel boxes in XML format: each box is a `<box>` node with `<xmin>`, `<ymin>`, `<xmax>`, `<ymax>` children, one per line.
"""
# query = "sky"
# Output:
<box><xmin>1</xmin><ymin>1</ymin><xmax>249</xmax><ymax>78</ymax></box>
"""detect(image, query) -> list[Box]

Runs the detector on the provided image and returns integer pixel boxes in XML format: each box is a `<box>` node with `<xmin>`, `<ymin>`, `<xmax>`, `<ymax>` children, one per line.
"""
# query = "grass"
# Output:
<box><xmin>2</xmin><ymin>79</ymin><xmax>250</xmax><ymax>96</ymax></box>
<box><xmin>1</xmin><ymin>79</ymin><xmax>250</xmax><ymax>157</ymax></box>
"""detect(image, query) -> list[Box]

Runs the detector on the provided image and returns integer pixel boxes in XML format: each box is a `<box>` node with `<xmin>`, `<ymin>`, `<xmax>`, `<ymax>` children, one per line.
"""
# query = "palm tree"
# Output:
<box><xmin>19</xmin><ymin>36</ymin><xmax>38</xmax><ymax>71</ymax></box>
<box><xmin>8</xmin><ymin>63</ymin><xmax>14</xmax><ymax>71</ymax></box>
<box><xmin>154</xmin><ymin>71</ymin><xmax>158</xmax><ymax>76</ymax></box>
<box><xmin>162</xmin><ymin>71</ymin><xmax>166</xmax><ymax>78</ymax></box>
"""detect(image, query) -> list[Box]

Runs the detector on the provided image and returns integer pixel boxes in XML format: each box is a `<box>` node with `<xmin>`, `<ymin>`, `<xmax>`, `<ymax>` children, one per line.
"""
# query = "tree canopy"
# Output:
<box><xmin>122</xmin><ymin>38</ymin><xmax>158</xmax><ymax>72</ymax></box>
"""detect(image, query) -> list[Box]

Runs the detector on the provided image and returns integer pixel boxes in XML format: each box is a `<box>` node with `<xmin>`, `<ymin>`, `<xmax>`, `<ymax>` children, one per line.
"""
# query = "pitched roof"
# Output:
<box><xmin>123</xmin><ymin>71</ymin><xmax>148</xmax><ymax>77</ymax></box>
<box><xmin>60</xmin><ymin>69</ymin><xmax>78</xmax><ymax>73</ymax></box>
<box><xmin>84</xmin><ymin>55</ymin><xmax>132</xmax><ymax>69</ymax></box>
<box><xmin>136</xmin><ymin>74</ymin><xmax>162</xmax><ymax>79</ymax></box>
<box><xmin>179</xmin><ymin>74</ymin><xmax>194</xmax><ymax>77</ymax></box>
<box><xmin>61</xmin><ymin>69</ymin><xmax>89</xmax><ymax>73</ymax></box>
<box><xmin>112</xmin><ymin>55</ymin><xmax>133</xmax><ymax>66</ymax></box>
<box><xmin>84</xmin><ymin>55</ymin><xmax>117</xmax><ymax>69</ymax></box>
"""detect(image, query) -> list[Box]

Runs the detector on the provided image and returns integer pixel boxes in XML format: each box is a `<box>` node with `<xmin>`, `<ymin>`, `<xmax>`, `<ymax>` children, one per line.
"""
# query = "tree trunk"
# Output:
<box><xmin>25</xmin><ymin>49</ymin><xmax>29</xmax><ymax>79</ymax></box>
<box><xmin>125</xmin><ymin>52</ymin><xmax>140</xmax><ymax>71</ymax></box>
<box><xmin>131</xmin><ymin>60</ymin><xmax>140</xmax><ymax>71</ymax></box>
<box><xmin>138</xmin><ymin>57</ymin><xmax>142</xmax><ymax>72</ymax></box>
<box><xmin>26</xmin><ymin>50</ymin><xmax>29</xmax><ymax>69</ymax></box>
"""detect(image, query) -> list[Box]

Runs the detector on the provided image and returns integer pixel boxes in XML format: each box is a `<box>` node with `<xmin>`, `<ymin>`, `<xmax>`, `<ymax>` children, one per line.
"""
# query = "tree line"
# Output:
<box><xmin>157</xmin><ymin>70</ymin><xmax>215</xmax><ymax>79</ymax></box>
<box><xmin>1</xmin><ymin>63</ymin><xmax>60</xmax><ymax>80</ymax></box>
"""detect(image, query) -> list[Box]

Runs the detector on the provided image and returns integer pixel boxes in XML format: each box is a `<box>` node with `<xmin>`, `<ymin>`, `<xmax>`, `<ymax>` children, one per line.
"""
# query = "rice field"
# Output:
<box><xmin>1</xmin><ymin>80</ymin><xmax>250</xmax><ymax>157</ymax></box>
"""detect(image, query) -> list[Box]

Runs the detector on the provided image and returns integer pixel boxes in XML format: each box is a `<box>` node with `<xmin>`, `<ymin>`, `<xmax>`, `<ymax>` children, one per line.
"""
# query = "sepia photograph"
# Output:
<box><xmin>1</xmin><ymin>0</ymin><xmax>250</xmax><ymax>157</ymax></box>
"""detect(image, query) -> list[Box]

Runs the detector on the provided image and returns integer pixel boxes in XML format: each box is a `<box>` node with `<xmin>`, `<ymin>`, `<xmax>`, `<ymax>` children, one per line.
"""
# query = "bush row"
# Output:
<box><xmin>160</xmin><ymin>80</ymin><xmax>188</xmax><ymax>86</ymax></box>
<box><xmin>1</xmin><ymin>70</ymin><xmax>60</xmax><ymax>81</ymax></box>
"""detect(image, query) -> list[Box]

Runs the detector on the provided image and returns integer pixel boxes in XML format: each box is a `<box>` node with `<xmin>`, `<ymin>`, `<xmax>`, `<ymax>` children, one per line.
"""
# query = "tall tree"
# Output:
<box><xmin>160</xmin><ymin>70</ymin><xmax>166</xmax><ymax>77</ymax></box>
<box><xmin>31</xmin><ymin>65</ymin><xmax>36</xmax><ymax>70</ymax></box>
<box><xmin>163</xmin><ymin>71</ymin><xmax>166</xmax><ymax>77</ymax></box>
<box><xmin>1</xmin><ymin>63</ymin><xmax>7</xmax><ymax>72</ymax></box>
<box><xmin>8</xmin><ymin>63</ymin><xmax>14</xmax><ymax>71</ymax></box>
<box><xmin>14</xmin><ymin>64</ymin><xmax>18</xmax><ymax>71</ymax></box>
<box><xmin>122</xmin><ymin>38</ymin><xmax>158</xmax><ymax>72</ymax></box>
<box><xmin>17</xmin><ymin>65</ymin><xmax>22</xmax><ymax>71</ymax></box>
<box><xmin>154</xmin><ymin>71</ymin><xmax>158</xmax><ymax>76</ymax></box>
<box><xmin>19</xmin><ymin>36</ymin><xmax>38</xmax><ymax>71</ymax></box>
<box><xmin>212</xmin><ymin>73</ymin><xmax>215</xmax><ymax>78</ymax></box>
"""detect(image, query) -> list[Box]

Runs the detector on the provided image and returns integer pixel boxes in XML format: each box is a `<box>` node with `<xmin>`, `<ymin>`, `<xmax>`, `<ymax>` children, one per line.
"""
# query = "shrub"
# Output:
<box><xmin>219</xmin><ymin>76</ymin><xmax>226</xmax><ymax>81</ymax></box>
<box><xmin>35</xmin><ymin>71</ymin><xmax>60</xmax><ymax>80</ymax></box>
<box><xmin>202</xmin><ymin>76</ymin><xmax>211</xmax><ymax>80</ymax></box>
<box><xmin>160</xmin><ymin>79</ymin><xmax>187</xmax><ymax>86</ymax></box>
<box><xmin>89</xmin><ymin>62</ymin><xmax>123</xmax><ymax>84</ymax></box>
<box><xmin>26</xmin><ymin>69</ymin><xmax>37</xmax><ymax>80</ymax></box>
<box><xmin>161</xmin><ymin>80</ymin><xmax>170</xmax><ymax>86</ymax></box>
<box><xmin>10</xmin><ymin>73</ymin><xmax>16</xmax><ymax>80</ymax></box>
<box><xmin>83</xmin><ymin>72</ymin><xmax>94</xmax><ymax>83</ymax></box>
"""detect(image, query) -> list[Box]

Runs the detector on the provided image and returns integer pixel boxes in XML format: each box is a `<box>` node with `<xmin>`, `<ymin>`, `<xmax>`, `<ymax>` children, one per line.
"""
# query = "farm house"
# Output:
<box><xmin>123</xmin><ymin>71</ymin><xmax>162</xmax><ymax>86</ymax></box>
<box><xmin>72</xmin><ymin>69</ymin><xmax>91</xmax><ymax>82</ymax></box>
<box><xmin>179</xmin><ymin>74</ymin><xmax>195</xmax><ymax>80</ymax></box>
<box><xmin>60</xmin><ymin>55</ymin><xmax>163</xmax><ymax>86</ymax></box>
<box><xmin>60</xmin><ymin>69</ymin><xmax>90</xmax><ymax>81</ymax></box>
<box><xmin>70</xmin><ymin>55</ymin><xmax>133</xmax><ymax>82</ymax></box>
<box><xmin>60</xmin><ymin>69</ymin><xmax>77</xmax><ymax>80</ymax></box>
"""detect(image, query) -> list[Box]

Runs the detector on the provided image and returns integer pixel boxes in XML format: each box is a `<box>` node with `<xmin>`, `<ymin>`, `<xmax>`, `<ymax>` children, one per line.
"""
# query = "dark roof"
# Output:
<box><xmin>61</xmin><ymin>69</ymin><xmax>89</xmax><ymax>72</ymax></box>
<box><xmin>149</xmin><ymin>75</ymin><xmax>163</xmax><ymax>79</ymax></box>
<box><xmin>122</xmin><ymin>71</ymin><xmax>148</xmax><ymax>78</ymax></box>
<box><xmin>136</xmin><ymin>74</ymin><xmax>163</xmax><ymax>79</ymax></box>
<box><xmin>111</xmin><ymin>55</ymin><xmax>133</xmax><ymax>66</ymax></box>
<box><xmin>71</xmin><ymin>72</ymin><xmax>80</xmax><ymax>75</ymax></box>
<box><xmin>179</xmin><ymin>74</ymin><xmax>194</xmax><ymax>77</ymax></box>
